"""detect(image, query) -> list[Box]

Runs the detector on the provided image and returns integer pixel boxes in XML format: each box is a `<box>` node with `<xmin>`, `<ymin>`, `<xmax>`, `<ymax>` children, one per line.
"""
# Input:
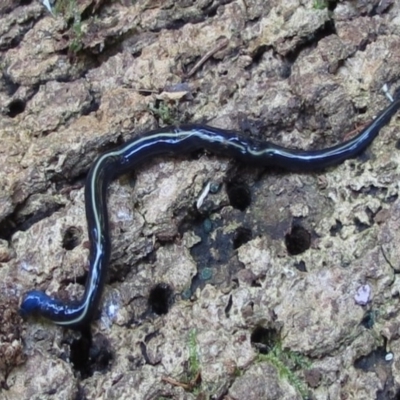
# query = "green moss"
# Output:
<box><xmin>53</xmin><ymin>0</ymin><xmax>85</xmax><ymax>54</ymax></box>
<box><xmin>313</xmin><ymin>0</ymin><xmax>328</xmax><ymax>9</ymax></box>
<box><xmin>187</xmin><ymin>328</ymin><xmax>201</xmax><ymax>382</ymax></box>
<box><xmin>148</xmin><ymin>101</ymin><xmax>179</xmax><ymax>125</ymax></box>
<box><xmin>257</xmin><ymin>341</ymin><xmax>312</xmax><ymax>399</ymax></box>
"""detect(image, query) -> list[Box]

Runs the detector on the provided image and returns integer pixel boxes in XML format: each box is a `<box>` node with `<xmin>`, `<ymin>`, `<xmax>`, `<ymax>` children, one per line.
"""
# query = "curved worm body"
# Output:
<box><xmin>20</xmin><ymin>97</ymin><xmax>400</xmax><ymax>329</ymax></box>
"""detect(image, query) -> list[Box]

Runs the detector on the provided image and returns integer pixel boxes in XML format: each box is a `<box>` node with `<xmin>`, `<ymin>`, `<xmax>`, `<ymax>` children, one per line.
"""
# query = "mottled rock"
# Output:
<box><xmin>1</xmin><ymin>0</ymin><xmax>400</xmax><ymax>399</ymax></box>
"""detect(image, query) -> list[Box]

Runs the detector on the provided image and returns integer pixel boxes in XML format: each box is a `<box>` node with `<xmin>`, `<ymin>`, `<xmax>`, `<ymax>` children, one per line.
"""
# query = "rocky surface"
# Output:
<box><xmin>1</xmin><ymin>0</ymin><xmax>400</xmax><ymax>399</ymax></box>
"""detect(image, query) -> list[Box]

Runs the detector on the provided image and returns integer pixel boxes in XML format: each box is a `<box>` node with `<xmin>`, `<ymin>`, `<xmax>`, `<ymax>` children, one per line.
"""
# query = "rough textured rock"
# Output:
<box><xmin>1</xmin><ymin>0</ymin><xmax>400</xmax><ymax>399</ymax></box>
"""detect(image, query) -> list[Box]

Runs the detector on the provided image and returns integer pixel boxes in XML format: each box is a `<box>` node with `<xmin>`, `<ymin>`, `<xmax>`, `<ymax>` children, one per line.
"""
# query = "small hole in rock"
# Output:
<box><xmin>7</xmin><ymin>99</ymin><xmax>26</xmax><ymax>118</ymax></box>
<box><xmin>250</xmin><ymin>326</ymin><xmax>279</xmax><ymax>354</ymax></box>
<box><xmin>285</xmin><ymin>225</ymin><xmax>311</xmax><ymax>255</ymax></box>
<box><xmin>148</xmin><ymin>283</ymin><xmax>174</xmax><ymax>315</ymax></box>
<box><xmin>69</xmin><ymin>332</ymin><xmax>112</xmax><ymax>379</ymax></box>
<box><xmin>294</xmin><ymin>260</ymin><xmax>307</xmax><ymax>272</ymax></box>
<box><xmin>69</xmin><ymin>334</ymin><xmax>91</xmax><ymax>376</ymax></box>
<box><xmin>233</xmin><ymin>227</ymin><xmax>252</xmax><ymax>249</ymax></box>
<box><xmin>227</xmin><ymin>182</ymin><xmax>251</xmax><ymax>211</ymax></box>
<box><xmin>62</xmin><ymin>226</ymin><xmax>83</xmax><ymax>250</ymax></box>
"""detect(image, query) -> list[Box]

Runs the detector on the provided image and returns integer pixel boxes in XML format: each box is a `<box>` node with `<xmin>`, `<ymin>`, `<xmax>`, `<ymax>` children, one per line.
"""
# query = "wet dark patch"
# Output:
<box><xmin>178</xmin><ymin>204</ymin><xmax>245</xmax><ymax>296</ymax></box>
<box><xmin>360</xmin><ymin>310</ymin><xmax>375</xmax><ymax>329</ymax></box>
<box><xmin>226</xmin><ymin>182</ymin><xmax>251</xmax><ymax>211</ymax></box>
<box><xmin>148</xmin><ymin>283</ymin><xmax>174</xmax><ymax>315</ymax></box>
<box><xmin>354</xmin><ymin>346</ymin><xmax>387</xmax><ymax>372</ymax></box>
<box><xmin>7</xmin><ymin>99</ymin><xmax>26</xmax><ymax>118</ymax></box>
<box><xmin>232</xmin><ymin>227</ymin><xmax>252</xmax><ymax>249</ymax></box>
<box><xmin>285</xmin><ymin>225</ymin><xmax>311</xmax><ymax>255</ymax></box>
<box><xmin>189</xmin><ymin>224</ymin><xmax>245</xmax><ymax>293</ymax></box>
<box><xmin>250</xmin><ymin>326</ymin><xmax>280</xmax><ymax>354</ymax></box>
<box><xmin>62</xmin><ymin>226</ymin><xmax>83</xmax><ymax>250</ymax></box>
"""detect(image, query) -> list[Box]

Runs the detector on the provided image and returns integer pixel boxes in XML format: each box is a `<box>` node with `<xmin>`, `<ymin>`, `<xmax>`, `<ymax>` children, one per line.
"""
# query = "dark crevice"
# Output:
<box><xmin>285</xmin><ymin>18</ymin><xmax>337</xmax><ymax>65</ymax></box>
<box><xmin>224</xmin><ymin>294</ymin><xmax>233</xmax><ymax>317</ymax></box>
<box><xmin>250</xmin><ymin>44</ymin><xmax>269</xmax><ymax>65</ymax></box>
<box><xmin>385</xmin><ymin>193</ymin><xmax>398</xmax><ymax>204</ymax></box>
<box><xmin>330</xmin><ymin>219</ymin><xmax>343</xmax><ymax>236</ymax></box>
<box><xmin>67</xmin><ymin>271</ymin><xmax>87</xmax><ymax>287</ymax></box>
<box><xmin>294</xmin><ymin>260</ymin><xmax>307</xmax><ymax>272</ymax></box>
<box><xmin>354</xmin><ymin>346</ymin><xmax>387</xmax><ymax>372</ymax></box>
<box><xmin>108</xmin><ymin>249</ymin><xmax>156</xmax><ymax>284</ymax></box>
<box><xmin>0</xmin><ymin>201</ymin><xmax>65</xmax><ymax>241</ymax></box>
<box><xmin>370</xmin><ymin>0</ymin><xmax>394</xmax><ymax>16</ymax></box>
<box><xmin>81</xmin><ymin>92</ymin><xmax>101</xmax><ymax>115</ymax></box>
<box><xmin>147</xmin><ymin>0</ymin><xmax>234</xmax><ymax>32</ymax></box>
<box><xmin>1</xmin><ymin>72</ymin><xmax>20</xmax><ymax>96</ymax></box>
<box><xmin>0</xmin><ymin>17</ymin><xmax>36</xmax><ymax>51</ymax></box>
<box><xmin>140</xmin><ymin>338</ymin><xmax>161</xmax><ymax>366</ymax></box>
<box><xmin>202</xmin><ymin>0</ymin><xmax>231</xmax><ymax>18</ymax></box>
<box><xmin>73</xmin><ymin>385</ymin><xmax>87</xmax><ymax>400</ymax></box>
<box><xmin>187</xmin><ymin>272</ymin><xmax>202</xmax><ymax>297</ymax></box>
<box><xmin>353</xmin><ymin>217</ymin><xmax>370</xmax><ymax>233</ymax></box>
<box><xmin>360</xmin><ymin>310</ymin><xmax>375</xmax><ymax>329</ymax></box>
<box><xmin>232</xmin><ymin>227</ymin><xmax>252</xmax><ymax>249</ymax></box>
<box><xmin>66</xmin><ymin>331</ymin><xmax>113</xmax><ymax>379</ymax></box>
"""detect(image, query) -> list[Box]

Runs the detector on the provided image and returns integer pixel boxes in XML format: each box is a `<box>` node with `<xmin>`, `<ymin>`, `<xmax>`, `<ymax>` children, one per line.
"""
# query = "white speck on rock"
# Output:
<box><xmin>354</xmin><ymin>284</ymin><xmax>371</xmax><ymax>306</ymax></box>
<box><xmin>385</xmin><ymin>352</ymin><xmax>394</xmax><ymax>361</ymax></box>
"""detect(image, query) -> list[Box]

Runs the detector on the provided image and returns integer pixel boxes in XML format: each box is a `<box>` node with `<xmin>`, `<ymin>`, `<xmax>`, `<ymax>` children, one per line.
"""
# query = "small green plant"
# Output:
<box><xmin>70</xmin><ymin>14</ymin><xmax>84</xmax><ymax>53</ymax></box>
<box><xmin>161</xmin><ymin>329</ymin><xmax>204</xmax><ymax>395</ymax></box>
<box><xmin>53</xmin><ymin>0</ymin><xmax>85</xmax><ymax>53</ymax></box>
<box><xmin>257</xmin><ymin>341</ymin><xmax>312</xmax><ymax>399</ymax></box>
<box><xmin>313</xmin><ymin>0</ymin><xmax>328</xmax><ymax>9</ymax></box>
<box><xmin>187</xmin><ymin>329</ymin><xmax>201</xmax><ymax>383</ymax></box>
<box><xmin>148</xmin><ymin>101</ymin><xmax>178</xmax><ymax>125</ymax></box>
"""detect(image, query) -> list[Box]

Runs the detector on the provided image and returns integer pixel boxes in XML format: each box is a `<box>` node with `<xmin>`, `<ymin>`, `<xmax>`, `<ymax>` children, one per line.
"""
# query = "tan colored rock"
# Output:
<box><xmin>1</xmin><ymin>0</ymin><xmax>400</xmax><ymax>399</ymax></box>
